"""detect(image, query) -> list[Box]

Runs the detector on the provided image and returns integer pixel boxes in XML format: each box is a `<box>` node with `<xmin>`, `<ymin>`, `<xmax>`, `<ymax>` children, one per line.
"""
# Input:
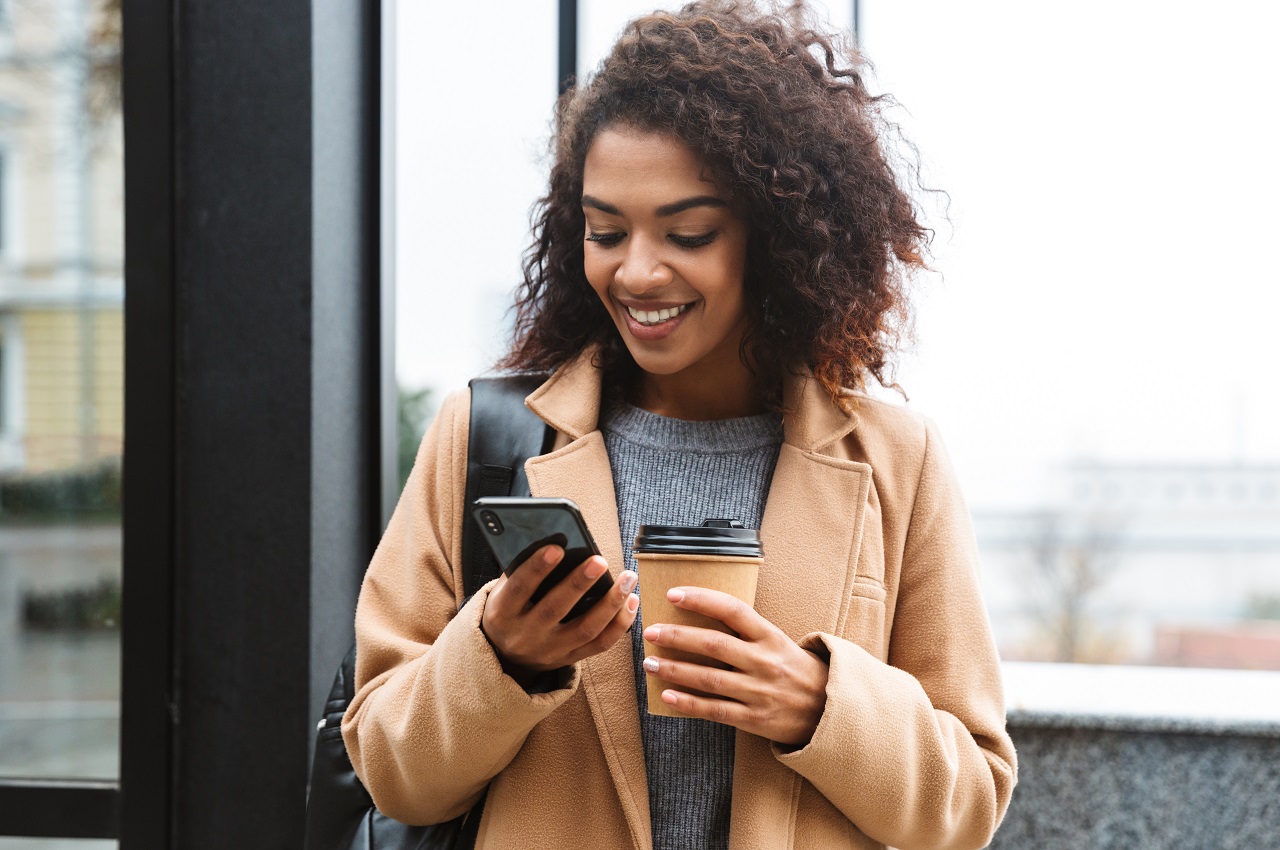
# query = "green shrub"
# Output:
<box><xmin>1243</xmin><ymin>593</ymin><xmax>1280</xmax><ymax>621</ymax></box>
<box><xmin>0</xmin><ymin>457</ymin><xmax>122</xmax><ymax>520</ymax></box>
<box><xmin>23</xmin><ymin>578</ymin><xmax>122</xmax><ymax>630</ymax></box>
<box><xmin>398</xmin><ymin>386</ymin><xmax>433</xmax><ymax>492</ymax></box>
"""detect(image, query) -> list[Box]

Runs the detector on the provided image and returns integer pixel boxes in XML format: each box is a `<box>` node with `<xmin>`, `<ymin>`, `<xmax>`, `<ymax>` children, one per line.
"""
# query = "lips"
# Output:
<box><xmin>626</xmin><ymin>303</ymin><xmax>691</xmax><ymax>325</ymax></box>
<box><xmin>618</xmin><ymin>299</ymin><xmax>695</xmax><ymax>341</ymax></box>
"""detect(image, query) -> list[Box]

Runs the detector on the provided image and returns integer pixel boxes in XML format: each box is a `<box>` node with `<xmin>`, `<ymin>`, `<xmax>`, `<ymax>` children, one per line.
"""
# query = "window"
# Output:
<box><xmin>862</xmin><ymin>0</ymin><xmax>1280</xmax><ymax>675</ymax></box>
<box><xmin>0</xmin><ymin>0</ymin><xmax>122</xmax><ymax>842</ymax></box>
<box><xmin>0</xmin><ymin>313</ymin><xmax>22</xmax><ymax>467</ymax></box>
<box><xmin>0</xmin><ymin>148</ymin><xmax>6</xmax><ymax>255</ymax></box>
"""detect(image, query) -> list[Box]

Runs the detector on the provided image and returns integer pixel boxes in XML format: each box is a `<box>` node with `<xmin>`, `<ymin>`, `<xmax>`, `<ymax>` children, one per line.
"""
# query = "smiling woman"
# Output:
<box><xmin>499</xmin><ymin>2</ymin><xmax>928</xmax><ymax>421</ymax></box>
<box><xmin>581</xmin><ymin>129</ymin><xmax>755</xmax><ymax>419</ymax></box>
<box><xmin>344</xmin><ymin>3</ymin><xmax>1016</xmax><ymax>849</ymax></box>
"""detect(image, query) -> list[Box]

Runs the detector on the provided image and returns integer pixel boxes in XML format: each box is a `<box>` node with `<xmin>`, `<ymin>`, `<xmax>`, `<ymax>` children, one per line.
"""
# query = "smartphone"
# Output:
<box><xmin>471</xmin><ymin>496</ymin><xmax>613</xmax><ymax>622</ymax></box>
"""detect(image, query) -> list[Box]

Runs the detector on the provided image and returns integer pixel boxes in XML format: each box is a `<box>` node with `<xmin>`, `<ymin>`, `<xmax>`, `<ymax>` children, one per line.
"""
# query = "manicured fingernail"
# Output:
<box><xmin>627</xmin><ymin>594</ymin><xmax>639</xmax><ymax>613</ymax></box>
<box><xmin>644</xmin><ymin>625</ymin><xmax>661</xmax><ymax>642</ymax></box>
<box><xmin>643</xmin><ymin>656</ymin><xmax>659</xmax><ymax>673</ymax></box>
<box><xmin>585</xmin><ymin>558</ymin><xmax>607</xmax><ymax>579</ymax></box>
<box><xmin>667</xmin><ymin>588</ymin><xmax>685</xmax><ymax>604</ymax></box>
<box><xmin>661</xmin><ymin>690</ymin><xmax>678</xmax><ymax>705</ymax></box>
<box><xmin>619</xmin><ymin>571</ymin><xmax>637</xmax><ymax>591</ymax></box>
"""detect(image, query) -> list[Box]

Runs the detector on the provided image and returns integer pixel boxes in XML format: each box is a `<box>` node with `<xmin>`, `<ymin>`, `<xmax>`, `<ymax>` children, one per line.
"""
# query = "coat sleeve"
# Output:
<box><xmin>774</xmin><ymin>418</ymin><xmax>1017</xmax><ymax>850</ymax></box>
<box><xmin>340</xmin><ymin>388</ymin><xmax>580</xmax><ymax>826</ymax></box>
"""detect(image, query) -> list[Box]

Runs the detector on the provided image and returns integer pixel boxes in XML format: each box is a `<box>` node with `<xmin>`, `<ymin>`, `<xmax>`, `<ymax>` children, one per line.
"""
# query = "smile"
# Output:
<box><xmin>626</xmin><ymin>303</ymin><xmax>691</xmax><ymax>326</ymax></box>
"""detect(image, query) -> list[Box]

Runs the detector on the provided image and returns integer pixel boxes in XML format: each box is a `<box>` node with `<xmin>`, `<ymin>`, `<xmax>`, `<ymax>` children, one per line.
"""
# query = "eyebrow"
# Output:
<box><xmin>581</xmin><ymin>194</ymin><xmax>727</xmax><ymax>217</ymax></box>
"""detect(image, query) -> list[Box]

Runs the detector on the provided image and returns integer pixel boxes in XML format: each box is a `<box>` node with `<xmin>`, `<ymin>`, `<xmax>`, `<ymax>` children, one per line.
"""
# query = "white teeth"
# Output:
<box><xmin>627</xmin><ymin>303</ymin><xmax>689</xmax><ymax>325</ymax></box>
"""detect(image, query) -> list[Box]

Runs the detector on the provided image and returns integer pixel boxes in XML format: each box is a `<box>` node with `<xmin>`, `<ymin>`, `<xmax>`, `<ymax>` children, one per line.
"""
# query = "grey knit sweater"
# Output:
<box><xmin>600</xmin><ymin>400</ymin><xmax>783</xmax><ymax>850</ymax></box>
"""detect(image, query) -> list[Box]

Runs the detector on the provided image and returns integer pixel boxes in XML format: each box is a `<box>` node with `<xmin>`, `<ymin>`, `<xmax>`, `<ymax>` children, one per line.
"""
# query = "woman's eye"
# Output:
<box><xmin>670</xmin><ymin>232</ymin><xmax>717</xmax><ymax>249</ymax></box>
<box><xmin>585</xmin><ymin>232</ymin><xmax>625</xmax><ymax>247</ymax></box>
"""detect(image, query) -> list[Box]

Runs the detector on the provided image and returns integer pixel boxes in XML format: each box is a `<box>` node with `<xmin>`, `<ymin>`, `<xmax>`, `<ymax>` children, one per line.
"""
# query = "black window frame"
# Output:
<box><xmin>0</xmin><ymin>0</ymin><xmax>385</xmax><ymax>842</ymax></box>
<box><xmin>0</xmin><ymin>0</ymin><xmax>582</xmax><ymax>842</ymax></box>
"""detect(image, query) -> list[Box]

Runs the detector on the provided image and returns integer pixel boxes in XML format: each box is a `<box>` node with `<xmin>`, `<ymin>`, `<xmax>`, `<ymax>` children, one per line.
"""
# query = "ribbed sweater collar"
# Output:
<box><xmin>600</xmin><ymin>400</ymin><xmax>782</xmax><ymax>453</ymax></box>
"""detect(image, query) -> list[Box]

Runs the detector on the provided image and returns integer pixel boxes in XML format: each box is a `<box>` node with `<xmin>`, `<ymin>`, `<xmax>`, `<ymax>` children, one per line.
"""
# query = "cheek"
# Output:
<box><xmin>705</xmin><ymin>250</ymin><xmax>748</xmax><ymax>313</ymax></box>
<box><xmin>583</xmin><ymin>254</ymin><xmax>611</xmax><ymax>301</ymax></box>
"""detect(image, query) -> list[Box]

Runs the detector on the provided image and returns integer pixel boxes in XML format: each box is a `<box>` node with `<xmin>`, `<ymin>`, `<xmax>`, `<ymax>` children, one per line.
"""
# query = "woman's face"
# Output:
<box><xmin>581</xmin><ymin>127</ymin><xmax>751</xmax><ymax>383</ymax></box>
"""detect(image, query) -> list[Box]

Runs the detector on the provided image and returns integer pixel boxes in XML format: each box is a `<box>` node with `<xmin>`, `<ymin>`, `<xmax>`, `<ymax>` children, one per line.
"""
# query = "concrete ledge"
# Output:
<box><xmin>1003</xmin><ymin>661</ymin><xmax>1280</xmax><ymax>735</ymax></box>
<box><xmin>993</xmin><ymin>663</ymin><xmax>1280</xmax><ymax>848</ymax></box>
<box><xmin>992</xmin><ymin>722</ymin><xmax>1280</xmax><ymax>849</ymax></box>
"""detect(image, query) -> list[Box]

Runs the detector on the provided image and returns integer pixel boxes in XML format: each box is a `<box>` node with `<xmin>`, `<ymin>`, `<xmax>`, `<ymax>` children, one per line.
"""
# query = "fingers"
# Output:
<box><xmin>639</xmin><ymin>597</ymin><xmax>830</xmax><ymax>746</ymax></box>
<box><xmin>566</xmin><ymin>588</ymin><xmax>639</xmax><ymax>665</ymax></box>
<box><xmin>493</xmin><ymin>544</ymin><xmax>565</xmax><ymax>612</ymax></box>
<box><xmin>534</xmin><ymin>554</ymin><xmax>612</xmax><ymax>624</ymax></box>
<box><xmin>565</xmin><ymin>567</ymin><xmax>637</xmax><ymax>638</ymax></box>
<box><xmin>657</xmin><ymin>687</ymin><xmax>751</xmax><ymax>728</ymax></box>
<box><xmin>642</xmin><ymin>622</ymin><xmax>753</xmax><ymax>671</ymax></box>
<box><xmin>641</xmin><ymin>647</ymin><xmax>823</xmax><ymax>745</ymax></box>
<box><xmin>665</xmin><ymin>587</ymin><xmax>771</xmax><ymax>641</ymax></box>
<box><xmin>641</xmin><ymin>654</ymin><xmax>756</xmax><ymax>703</ymax></box>
<box><xmin>484</xmin><ymin>554</ymin><xmax>638</xmax><ymax>673</ymax></box>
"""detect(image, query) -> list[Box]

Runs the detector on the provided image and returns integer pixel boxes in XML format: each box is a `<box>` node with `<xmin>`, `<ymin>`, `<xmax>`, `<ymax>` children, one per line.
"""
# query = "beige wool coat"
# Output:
<box><xmin>343</xmin><ymin>352</ymin><xmax>1017</xmax><ymax>850</ymax></box>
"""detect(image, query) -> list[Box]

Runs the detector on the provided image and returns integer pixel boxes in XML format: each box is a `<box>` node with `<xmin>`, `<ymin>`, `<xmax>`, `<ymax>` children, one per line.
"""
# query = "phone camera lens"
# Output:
<box><xmin>480</xmin><ymin>510</ymin><xmax>503</xmax><ymax>534</ymax></box>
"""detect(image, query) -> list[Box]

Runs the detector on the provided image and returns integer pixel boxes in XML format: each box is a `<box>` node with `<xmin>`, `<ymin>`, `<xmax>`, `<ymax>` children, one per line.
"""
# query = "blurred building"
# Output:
<box><xmin>975</xmin><ymin>461</ymin><xmax>1280</xmax><ymax>667</ymax></box>
<box><xmin>0</xmin><ymin>0</ymin><xmax>122</xmax><ymax>473</ymax></box>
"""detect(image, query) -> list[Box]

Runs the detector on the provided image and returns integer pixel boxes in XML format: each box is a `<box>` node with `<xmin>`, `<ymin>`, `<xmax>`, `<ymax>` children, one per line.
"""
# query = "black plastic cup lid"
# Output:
<box><xmin>633</xmin><ymin>519</ymin><xmax>763</xmax><ymax>558</ymax></box>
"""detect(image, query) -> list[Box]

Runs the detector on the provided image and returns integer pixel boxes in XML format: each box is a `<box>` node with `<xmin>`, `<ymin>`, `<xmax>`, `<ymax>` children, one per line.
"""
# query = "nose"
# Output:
<box><xmin>614</xmin><ymin>234</ymin><xmax>673</xmax><ymax>294</ymax></box>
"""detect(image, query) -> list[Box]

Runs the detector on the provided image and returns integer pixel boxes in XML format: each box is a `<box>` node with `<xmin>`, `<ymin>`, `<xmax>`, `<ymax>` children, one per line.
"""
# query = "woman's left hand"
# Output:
<box><xmin>641</xmin><ymin>587</ymin><xmax>830</xmax><ymax>747</ymax></box>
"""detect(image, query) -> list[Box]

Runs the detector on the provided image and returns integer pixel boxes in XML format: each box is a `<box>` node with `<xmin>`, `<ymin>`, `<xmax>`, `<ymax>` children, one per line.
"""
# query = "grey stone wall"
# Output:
<box><xmin>991</xmin><ymin>713</ymin><xmax>1280</xmax><ymax>850</ymax></box>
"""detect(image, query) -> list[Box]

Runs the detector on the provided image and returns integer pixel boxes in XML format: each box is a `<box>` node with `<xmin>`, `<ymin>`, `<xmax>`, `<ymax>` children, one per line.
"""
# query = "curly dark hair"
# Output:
<box><xmin>499</xmin><ymin>0</ymin><xmax>931</xmax><ymax>410</ymax></box>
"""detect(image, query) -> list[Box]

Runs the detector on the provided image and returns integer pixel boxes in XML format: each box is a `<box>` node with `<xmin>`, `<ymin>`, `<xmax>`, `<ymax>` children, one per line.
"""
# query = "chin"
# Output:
<box><xmin>605</xmin><ymin>325</ymin><xmax>671</xmax><ymax>374</ymax></box>
<box><xmin>628</xmin><ymin>348</ymin><xmax>705</xmax><ymax>378</ymax></box>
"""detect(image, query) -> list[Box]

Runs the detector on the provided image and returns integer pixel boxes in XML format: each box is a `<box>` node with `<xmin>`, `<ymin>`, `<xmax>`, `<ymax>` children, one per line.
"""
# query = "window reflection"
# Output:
<box><xmin>0</xmin><ymin>0</ymin><xmax>121</xmax><ymax>780</ymax></box>
<box><xmin>862</xmin><ymin>0</ymin><xmax>1280</xmax><ymax>671</ymax></box>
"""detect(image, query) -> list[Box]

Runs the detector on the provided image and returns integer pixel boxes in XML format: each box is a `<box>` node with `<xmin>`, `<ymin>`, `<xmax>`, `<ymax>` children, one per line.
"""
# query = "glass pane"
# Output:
<box><xmin>0</xmin><ymin>0</ymin><xmax>122</xmax><ymax>780</ymax></box>
<box><xmin>581</xmin><ymin>0</ymin><xmax>852</xmax><ymax>66</ymax></box>
<box><xmin>393</xmin><ymin>0</ymin><xmax>556</xmax><ymax>414</ymax></box>
<box><xmin>861</xmin><ymin>1</ymin><xmax>1280</xmax><ymax>670</ymax></box>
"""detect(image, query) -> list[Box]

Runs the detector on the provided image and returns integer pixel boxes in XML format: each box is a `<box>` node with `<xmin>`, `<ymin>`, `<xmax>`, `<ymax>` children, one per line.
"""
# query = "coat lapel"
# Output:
<box><xmin>523</xmin><ymin>354</ymin><xmax>875</xmax><ymax>850</ymax></box>
<box><xmin>729</xmin><ymin>373</ymin><xmax>874</xmax><ymax>846</ymax></box>
<box><xmin>729</xmin><ymin>441</ymin><xmax>874</xmax><ymax>847</ymax></box>
<box><xmin>751</xmin><ymin>371</ymin><xmax>873</xmax><ymax>643</ymax></box>
<box><xmin>524</xmin><ymin>357</ymin><xmax>653</xmax><ymax>850</ymax></box>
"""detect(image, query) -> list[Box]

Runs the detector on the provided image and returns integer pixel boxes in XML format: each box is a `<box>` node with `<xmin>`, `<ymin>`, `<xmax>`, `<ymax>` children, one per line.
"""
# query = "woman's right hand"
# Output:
<box><xmin>480</xmin><ymin>544</ymin><xmax>639</xmax><ymax>682</ymax></box>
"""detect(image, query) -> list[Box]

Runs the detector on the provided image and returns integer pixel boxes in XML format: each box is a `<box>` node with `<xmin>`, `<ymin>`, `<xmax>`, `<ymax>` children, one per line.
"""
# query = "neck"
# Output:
<box><xmin>630</xmin><ymin>357</ymin><xmax>766</xmax><ymax>421</ymax></box>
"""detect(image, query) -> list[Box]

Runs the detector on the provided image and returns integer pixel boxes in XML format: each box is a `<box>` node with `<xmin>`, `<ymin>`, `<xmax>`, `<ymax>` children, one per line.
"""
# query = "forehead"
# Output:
<box><xmin>582</xmin><ymin>128</ymin><xmax>720</xmax><ymax>198</ymax></box>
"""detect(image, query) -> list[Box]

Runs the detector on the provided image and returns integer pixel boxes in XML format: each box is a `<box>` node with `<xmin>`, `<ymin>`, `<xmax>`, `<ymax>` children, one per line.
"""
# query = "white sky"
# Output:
<box><xmin>394</xmin><ymin>0</ymin><xmax>1280</xmax><ymax>510</ymax></box>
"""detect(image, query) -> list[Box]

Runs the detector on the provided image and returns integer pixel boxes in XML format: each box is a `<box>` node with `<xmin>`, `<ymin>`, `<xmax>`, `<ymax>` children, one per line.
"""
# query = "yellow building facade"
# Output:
<box><xmin>0</xmin><ymin>0</ymin><xmax>122</xmax><ymax>474</ymax></box>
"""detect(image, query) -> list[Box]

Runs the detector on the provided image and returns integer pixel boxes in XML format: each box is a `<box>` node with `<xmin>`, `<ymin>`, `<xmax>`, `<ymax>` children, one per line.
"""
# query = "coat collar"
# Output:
<box><xmin>522</xmin><ymin>347</ymin><xmax>875</xmax><ymax>850</ymax></box>
<box><xmin>525</xmin><ymin>347</ymin><xmax>861</xmax><ymax>452</ymax></box>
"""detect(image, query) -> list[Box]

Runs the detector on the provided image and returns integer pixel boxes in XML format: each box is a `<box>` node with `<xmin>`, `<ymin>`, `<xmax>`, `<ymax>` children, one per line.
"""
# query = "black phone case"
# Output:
<box><xmin>471</xmin><ymin>497</ymin><xmax>613</xmax><ymax>621</ymax></box>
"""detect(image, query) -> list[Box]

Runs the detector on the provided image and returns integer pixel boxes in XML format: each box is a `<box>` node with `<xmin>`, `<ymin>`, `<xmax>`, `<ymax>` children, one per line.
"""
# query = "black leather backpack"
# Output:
<box><xmin>304</xmin><ymin>376</ymin><xmax>553</xmax><ymax>850</ymax></box>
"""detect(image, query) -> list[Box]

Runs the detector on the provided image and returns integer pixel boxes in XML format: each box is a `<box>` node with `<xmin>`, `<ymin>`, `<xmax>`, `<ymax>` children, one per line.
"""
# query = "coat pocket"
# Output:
<box><xmin>843</xmin><ymin>580</ymin><xmax>888</xmax><ymax>660</ymax></box>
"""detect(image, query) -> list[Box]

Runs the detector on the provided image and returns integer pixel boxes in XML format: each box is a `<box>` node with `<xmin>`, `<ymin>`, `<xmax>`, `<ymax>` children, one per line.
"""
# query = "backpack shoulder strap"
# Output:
<box><xmin>460</xmin><ymin>375</ymin><xmax>554</xmax><ymax>601</ymax></box>
<box><xmin>305</xmin><ymin>375</ymin><xmax>552</xmax><ymax>850</ymax></box>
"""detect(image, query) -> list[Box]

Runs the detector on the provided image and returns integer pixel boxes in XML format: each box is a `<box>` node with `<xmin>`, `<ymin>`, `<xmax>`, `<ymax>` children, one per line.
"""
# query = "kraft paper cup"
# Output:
<box><xmin>637</xmin><ymin>552</ymin><xmax>762</xmax><ymax>718</ymax></box>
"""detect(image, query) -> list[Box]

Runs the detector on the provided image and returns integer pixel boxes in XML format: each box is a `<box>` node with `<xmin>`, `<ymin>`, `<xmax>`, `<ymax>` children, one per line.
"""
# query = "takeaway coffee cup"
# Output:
<box><xmin>634</xmin><ymin>519</ymin><xmax>764</xmax><ymax>717</ymax></box>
